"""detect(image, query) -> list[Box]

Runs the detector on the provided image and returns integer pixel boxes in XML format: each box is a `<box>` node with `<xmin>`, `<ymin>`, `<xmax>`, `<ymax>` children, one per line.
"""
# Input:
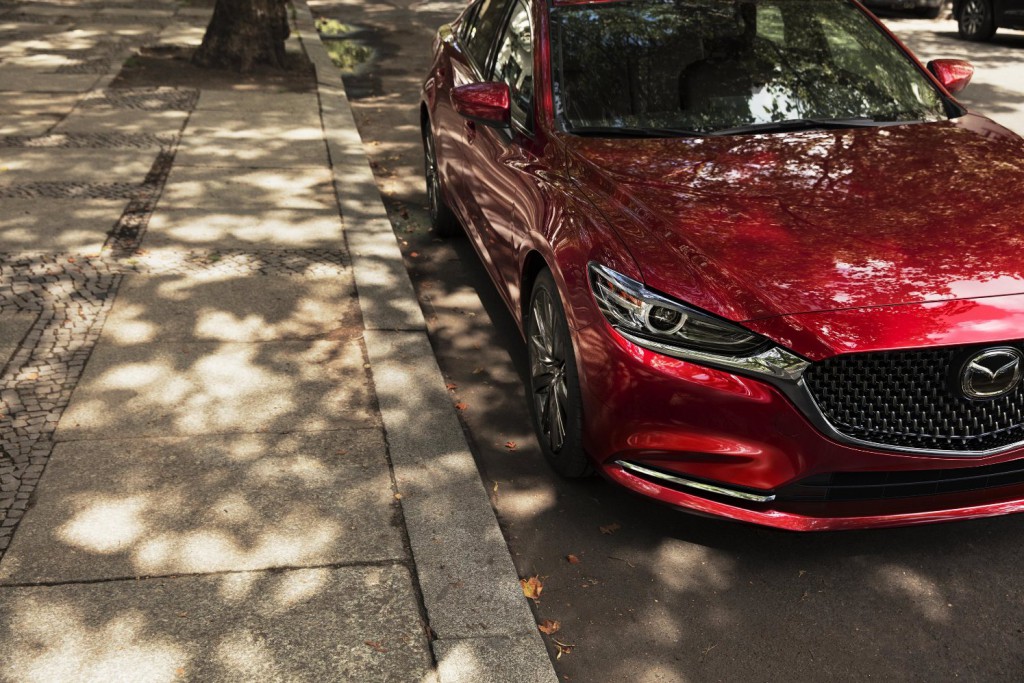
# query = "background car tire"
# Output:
<box><xmin>423</xmin><ymin>125</ymin><xmax>460</xmax><ymax>237</ymax></box>
<box><xmin>958</xmin><ymin>0</ymin><xmax>996</xmax><ymax>41</ymax></box>
<box><xmin>526</xmin><ymin>268</ymin><xmax>592</xmax><ymax>479</ymax></box>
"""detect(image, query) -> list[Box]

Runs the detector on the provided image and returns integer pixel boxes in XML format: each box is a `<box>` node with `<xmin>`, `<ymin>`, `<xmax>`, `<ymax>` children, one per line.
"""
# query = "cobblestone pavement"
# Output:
<box><xmin>0</xmin><ymin>0</ymin><xmax>196</xmax><ymax>552</ymax></box>
<box><xmin>0</xmin><ymin>83</ymin><xmax>183</xmax><ymax>553</ymax></box>
<box><xmin>0</xmin><ymin>4</ymin><xmax>343</xmax><ymax>557</ymax></box>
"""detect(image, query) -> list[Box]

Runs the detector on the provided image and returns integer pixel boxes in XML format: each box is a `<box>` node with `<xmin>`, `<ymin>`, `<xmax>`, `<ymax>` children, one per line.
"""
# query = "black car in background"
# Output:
<box><xmin>863</xmin><ymin>0</ymin><xmax>944</xmax><ymax>18</ymax></box>
<box><xmin>955</xmin><ymin>0</ymin><xmax>1024</xmax><ymax>39</ymax></box>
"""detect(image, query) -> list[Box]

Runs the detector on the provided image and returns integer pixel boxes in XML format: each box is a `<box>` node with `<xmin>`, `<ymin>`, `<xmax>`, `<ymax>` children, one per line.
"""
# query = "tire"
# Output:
<box><xmin>423</xmin><ymin>124</ymin><xmax>460</xmax><ymax>237</ymax></box>
<box><xmin>958</xmin><ymin>0</ymin><xmax>996</xmax><ymax>41</ymax></box>
<box><xmin>526</xmin><ymin>269</ymin><xmax>592</xmax><ymax>478</ymax></box>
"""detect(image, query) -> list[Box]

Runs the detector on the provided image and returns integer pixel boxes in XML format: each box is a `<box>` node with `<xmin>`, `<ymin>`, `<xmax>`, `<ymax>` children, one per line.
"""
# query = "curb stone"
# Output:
<box><xmin>291</xmin><ymin>4</ymin><xmax>559</xmax><ymax>682</ymax></box>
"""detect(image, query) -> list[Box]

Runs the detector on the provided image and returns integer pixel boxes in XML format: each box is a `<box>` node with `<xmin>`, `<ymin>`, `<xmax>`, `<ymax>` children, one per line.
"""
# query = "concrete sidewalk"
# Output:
<box><xmin>0</xmin><ymin>2</ymin><xmax>554</xmax><ymax>681</ymax></box>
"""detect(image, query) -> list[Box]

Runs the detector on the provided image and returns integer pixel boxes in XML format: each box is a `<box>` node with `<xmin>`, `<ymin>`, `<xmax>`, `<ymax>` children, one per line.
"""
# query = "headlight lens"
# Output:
<box><xmin>590</xmin><ymin>262</ymin><xmax>765</xmax><ymax>355</ymax></box>
<box><xmin>588</xmin><ymin>262</ymin><xmax>809</xmax><ymax>381</ymax></box>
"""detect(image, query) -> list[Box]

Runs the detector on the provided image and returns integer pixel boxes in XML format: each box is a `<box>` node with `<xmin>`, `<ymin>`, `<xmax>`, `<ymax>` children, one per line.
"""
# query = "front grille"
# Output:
<box><xmin>803</xmin><ymin>344</ymin><xmax>1024</xmax><ymax>452</ymax></box>
<box><xmin>778</xmin><ymin>458</ymin><xmax>1024</xmax><ymax>502</ymax></box>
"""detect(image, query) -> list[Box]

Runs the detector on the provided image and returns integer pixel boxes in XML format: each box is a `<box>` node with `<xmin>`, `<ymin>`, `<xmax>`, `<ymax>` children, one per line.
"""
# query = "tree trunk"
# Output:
<box><xmin>192</xmin><ymin>0</ymin><xmax>290</xmax><ymax>72</ymax></box>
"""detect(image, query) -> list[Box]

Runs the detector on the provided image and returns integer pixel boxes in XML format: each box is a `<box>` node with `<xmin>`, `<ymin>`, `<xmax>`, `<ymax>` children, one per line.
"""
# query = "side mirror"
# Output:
<box><xmin>927</xmin><ymin>59</ymin><xmax>974</xmax><ymax>95</ymax></box>
<box><xmin>451</xmin><ymin>82</ymin><xmax>511</xmax><ymax>128</ymax></box>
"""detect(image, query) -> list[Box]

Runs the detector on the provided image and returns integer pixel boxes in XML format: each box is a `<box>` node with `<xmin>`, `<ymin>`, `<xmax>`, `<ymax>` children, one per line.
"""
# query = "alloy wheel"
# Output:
<box><xmin>529</xmin><ymin>286</ymin><xmax>569</xmax><ymax>454</ymax></box>
<box><xmin>959</xmin><ymin>0</ymin><xmax>994</xmax><ymax>40</ymax></box>
<box><xmin>424</xmin><ymin>129</ymin><xmax>441</xmax><ymax>223</ymax></box>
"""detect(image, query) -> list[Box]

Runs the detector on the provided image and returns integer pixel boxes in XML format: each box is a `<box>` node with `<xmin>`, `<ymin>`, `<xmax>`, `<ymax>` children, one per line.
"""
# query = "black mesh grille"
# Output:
<box><xmin>778</xmin><ymin>458</ymin><xmax>1024</xmax><ymax>502</ymax></box>
<box><xmin>803</xmin><ymin>345</ymin><xmax>1024</xmax><ymax>452</ymax></box>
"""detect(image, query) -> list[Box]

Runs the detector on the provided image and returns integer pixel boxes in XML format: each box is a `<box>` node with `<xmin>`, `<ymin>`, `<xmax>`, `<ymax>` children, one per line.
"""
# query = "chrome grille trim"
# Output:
<box><xmin>616</xmin><ymin>460</ymin><xmax>776</xmax><ymax>502</ymax></box>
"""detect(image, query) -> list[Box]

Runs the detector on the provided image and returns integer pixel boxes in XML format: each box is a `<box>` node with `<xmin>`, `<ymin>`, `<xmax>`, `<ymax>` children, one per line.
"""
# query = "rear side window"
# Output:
<box><xmin>462</xmin><ymin>0</ymin><xmax>510</xmax><ymax>72</ymax></box>
<box><xmin>491</xmin><ymin>0</ymin><xmax>534</xmax><ymax>130</ymax></box>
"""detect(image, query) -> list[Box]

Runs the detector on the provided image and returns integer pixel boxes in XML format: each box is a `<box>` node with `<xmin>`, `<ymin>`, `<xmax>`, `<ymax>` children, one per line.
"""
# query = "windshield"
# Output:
<box><xmin>550</xmin><ymin>0</ymin><xmax>950</xmax><ymax>135</ymax></box>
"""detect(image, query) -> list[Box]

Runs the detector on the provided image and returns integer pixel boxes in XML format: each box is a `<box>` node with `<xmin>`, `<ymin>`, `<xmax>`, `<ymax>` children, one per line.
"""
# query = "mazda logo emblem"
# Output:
<box><xmin>960</xmin><ymin>347</ymin><xmax>1023</xmax><ymax>399</ymax></box>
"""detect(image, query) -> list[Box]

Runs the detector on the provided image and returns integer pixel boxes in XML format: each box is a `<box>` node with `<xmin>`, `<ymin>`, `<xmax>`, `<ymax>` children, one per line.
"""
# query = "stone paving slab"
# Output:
<box><xmin>435</xmin><ymin>636</ymin><xmax>560</xmax><ymax>683</ymax></box>
<box><xmin>174</xmin><ymin>137</ymin><xmax>329</xmax><ymax>169</ymax></box>
<box><xmin>185</xmin><ymin>109</ymin><xmax>323</xmax><ymax>133</ymax></box>
<box><xmin>56</xmin><ymin>339</ymin><xmax>379</xmax><ymax>440</ymax></box>
<box><xmin>157</xmin><ymin>23</ymin><xmax>205</xmax><ymax>47</ymax></box>
<box><xmin>0</xmin><ymin>565</ymin><xmax>434</xmax><ymax>682</ymax></box>
<box><xmin>143</xmin><ymin>208</ymin><xmax>344</xmax><ymax>250</ymax></box>
<box><xmin>159</xmin><ymin>167</ymin><xmax>336</xmax><ymax>210</ymax></box>
<box><xmin>0</xmin><ymin>430</ymin><xmax>405</xmax><ymax>583</ymax></box>
<box><xmin>0</xmin><ymin>198</ymin><xmax>124</xmax><ymax>253</ymax></box>
<box><xmin>0</xmin><ymin>70</ymin><xmax>100</xmax><ymax>93</ymax></box>
<box><xmin>54</xmin><ymin>107</ymin><xmax>189</xmax><ymax>135</ymax></box>
<box><xmin>103</xmin><ymin>273</ymin><xmax>359</xmax><ymax>344</ymax></box>
<box><xmin>0</xmin><ymin>149</ymin><xmax>156</xmax><ymax>185</ymax></box>
<box><xmin>0</xmin><ymin>116</ymin><xmax>60</xmax><ymax>137</ymax></box>
<box><xmin>195</xmin><ymin>90</ymin><xmax>321</xmax><ymax>115</ymax></box>
<box><xmin>0</xmin><ymin>92</ymin><xmax>82</xmax><ymax>115</ymax></box>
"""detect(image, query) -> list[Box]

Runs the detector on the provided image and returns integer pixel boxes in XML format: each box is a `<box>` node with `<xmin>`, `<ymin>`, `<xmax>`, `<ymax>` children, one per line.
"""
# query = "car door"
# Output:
<box><xmin>1000</xmin><ymin>0</ymin><xmax>1024</xmax><ymax>27</ymax></box>
<box><xmin>436</xmin><ymin>0</ymin><xmax>511</xmax><ymax>216</ymax></box>
<box><xmin>459</xmin><ymin>0</ymin><xmax>538</xmax><ymax>307</ymax></box>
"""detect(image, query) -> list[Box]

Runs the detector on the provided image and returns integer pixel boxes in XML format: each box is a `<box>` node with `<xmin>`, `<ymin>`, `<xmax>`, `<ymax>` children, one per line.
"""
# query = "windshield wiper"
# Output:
<box><xmin>567</xmin><ymin>126</ymin><xmax>706</xmax><ymax>138</ymax></box>
<box><xmin>710</xmin><ymin>117</ymin><xmax>916</xmax><ymax>136</ymax></box>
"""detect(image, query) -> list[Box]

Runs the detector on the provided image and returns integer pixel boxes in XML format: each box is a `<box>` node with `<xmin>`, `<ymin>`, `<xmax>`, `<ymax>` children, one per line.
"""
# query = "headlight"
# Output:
<box><xmin>588</xmin><ymin>262</ymin><xmax>808</xmax><ymax>381</ymax></box>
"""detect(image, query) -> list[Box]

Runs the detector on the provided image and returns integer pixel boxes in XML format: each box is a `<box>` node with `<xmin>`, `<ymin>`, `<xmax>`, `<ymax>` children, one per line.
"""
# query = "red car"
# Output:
<box><xmin>420</xmin><ymin>0</ymin><xmax>1024</xmax><ymax>530</ymax></box>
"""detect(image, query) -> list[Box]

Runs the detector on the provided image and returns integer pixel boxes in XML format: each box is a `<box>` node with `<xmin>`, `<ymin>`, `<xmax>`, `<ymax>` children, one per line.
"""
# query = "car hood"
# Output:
<box><xmin>563</xmin><ymin>115</ymin><xmax>1024</xmax><ymax>324</ymax></box>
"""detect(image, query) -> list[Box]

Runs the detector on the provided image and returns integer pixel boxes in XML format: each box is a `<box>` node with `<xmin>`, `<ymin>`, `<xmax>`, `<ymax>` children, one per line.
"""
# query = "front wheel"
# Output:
<box><xmin>958</xmin><ymin>0</ymin><xmax>996</xmax><ymax>41</ymax></box>
<box><xmin>526</xmin><ymin>268</ymin><xmax>592</xmax><ymax>478</ymax></box>
<box><xmin>423</xmin><ymin>125</ymin><xmax>460</xmax><ymax>237</ymax></box>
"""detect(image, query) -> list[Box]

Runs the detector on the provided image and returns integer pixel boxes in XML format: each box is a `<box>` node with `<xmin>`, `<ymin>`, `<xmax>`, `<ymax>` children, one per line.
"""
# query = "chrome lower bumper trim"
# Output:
<box><xmin>616</xmin><ymin>461</ymin><xmax>776</xmax><ymax>503</ymax></box>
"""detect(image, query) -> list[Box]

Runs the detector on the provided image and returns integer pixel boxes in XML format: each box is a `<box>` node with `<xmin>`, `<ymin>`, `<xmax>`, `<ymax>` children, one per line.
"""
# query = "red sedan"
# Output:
<box><xmin>420</xmin><ymin>0</ymin><xmax>1024</xmax><ymax>530</ymax></box>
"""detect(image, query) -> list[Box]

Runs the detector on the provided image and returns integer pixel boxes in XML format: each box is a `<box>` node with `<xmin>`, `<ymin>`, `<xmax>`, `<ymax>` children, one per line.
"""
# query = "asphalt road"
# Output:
<box><xmin>310</xmin><ymin>1</ymin><xmax>1024</xmax><ymax>679</ymax></box>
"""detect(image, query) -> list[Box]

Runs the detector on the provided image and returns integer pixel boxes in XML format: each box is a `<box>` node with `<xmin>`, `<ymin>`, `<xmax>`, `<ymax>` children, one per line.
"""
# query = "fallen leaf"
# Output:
<box><xmin>553</xmin><ymin>638</ymin><xmax>575</xmax><ymax>659</ymax></box>
<box><xmin>175</xmin><ymin>668</ymin><xmax>185</xmax><ymax>677</ymax></box>
<box><xmin>364</xmin><ymin>640</ymin><xmax>388</xmax><ymax>653</ymax></box>
<box><xmin>454</xmin><ymin>402</ymin><xmax>468</xmax><ymax>411</ymax></box>
<box><xmin>335</xmin><ymin>449</ymin><xmax>348</xmax><ymax>456</ymax></box>
<box><xmin>445</xmin><ymin>382</ymin><xmax>458</xmax><ymax>391</ymax></box>
<box><xmin>394</xmin><ymin>493</ymin><xmax>403</xmax><ymax>500</ymax></box>
<box><xmin>400</xmin><ymin>208</ymin><xmax>410</xmax><ymax>219</ymax></box>
<box><xmin>410</xmin><ymin>251</ymin><xmax>420</xmax><ymax>258</ymax></box>
<box><xmin>538</xmin><ymin>619</ymin><xmax>561</xmax><ymax>635</ymax></box>
<box><xmin>505</xmin><ymin>441</ymin><xmax>517</xmax><ymax>450</ymax></box>
<box><xmin>493</xmin><ymin>481</ymin><xmax>499</xmax><ymax>493</ymax></box>
<box><xmin>472</xmin><ymin>367</ymin><xmax>484</xmax><ymax>374</ymax></box>
<box><xmin>599</xmin><ymin>523</ymin><xmax>621</xmax><ymax>535</ymax></box>
<box><xmin>566</xmin><ymin>554</ymin><xmax>581</xmax><ymax>564</ymax></box>
<box><xmin>520</xmin><ymin>575</ymin><xmax>543</xmax><ymax>602</ymax></box>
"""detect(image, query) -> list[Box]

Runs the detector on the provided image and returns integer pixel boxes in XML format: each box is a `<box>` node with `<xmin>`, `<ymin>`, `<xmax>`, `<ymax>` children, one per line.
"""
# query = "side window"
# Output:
<box><xmin>491</xmin><ymin>0</ymin><xmax>534</xmax><ymax>130</ymax></box>
<box><xmin>463</xmin><ymin>0</ymin><xmax>510</xmax><ymax>73</ymax></box>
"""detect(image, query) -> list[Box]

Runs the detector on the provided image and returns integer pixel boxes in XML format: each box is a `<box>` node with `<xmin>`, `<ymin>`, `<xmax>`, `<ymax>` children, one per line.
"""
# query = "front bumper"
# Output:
<box><xmin>574</xmin><ymin>322</ymin><xmax>1024</xmax><ymax>531</ymax></box>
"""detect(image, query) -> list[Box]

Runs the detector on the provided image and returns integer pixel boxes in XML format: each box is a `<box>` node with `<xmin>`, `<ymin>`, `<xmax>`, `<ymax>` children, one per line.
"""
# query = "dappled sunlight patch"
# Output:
<box><xmin>3</xmin><ymin>597</ymin><xmax>189</xmax><ymax>683</ymax></box>
<box><xmin>874</xmin><ymin>564</ymin><xmax>951</xmax><ymax>623</ymax></box>
<box><xmin>56</xmin><ymin>495</ymin><xmax>149</xmax><ymax>554</ymax></box>
<box><xmin>267</xmin><ymin>567</ymin><xmax>331</xmax><ymax>612</ymax></box>
<box><xmin>103</xmin><ymin>303</ymin><xmax>159</xmax><ymax>344</ymax></box>
<box><xmin>501</xmin><ymin>484</ymin><xmax>558</xmax><ymax>518</ymax></box>
<box><xmin>214</xmin><ymin>630</ymin><xmax>283</xmax><ymax>679</ymax></box>
<box><xmin>145</xmin><ymin>209</ymin><xmax>343</xmax><ymax>249</ymax></box>
<box><xmin>652</xmin><ymin>540</ymin><xmax>733</xmax><ymax>592</ymax></box>
<box><xmin>160</xmin><ymin>167</ymin><xmax>335</xmax><ymax>210</ymax></box>
<box><xmin>217</xmin><ymin>570</ymin><xmax>260</xmax><ymax>603</ymax></box>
